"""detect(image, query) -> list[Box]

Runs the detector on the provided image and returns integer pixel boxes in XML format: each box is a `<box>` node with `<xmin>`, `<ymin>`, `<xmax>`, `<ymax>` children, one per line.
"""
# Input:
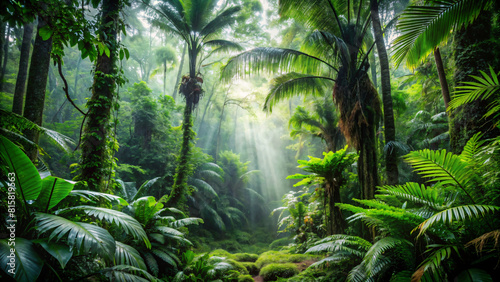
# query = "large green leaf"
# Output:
<box><xmin>34</xmin><ymin>238</ymin><xmax>73</xmax><ymax>269</ymax></box>
<box><xmin>36</xmin><ymin>177</ymin><xmax>75</xmax><ymax>211</ymax></box>
<box><xmin>102</xmin><ymin>265</ymin><xmax>159</xmax><ymax>282</ymax></box>
<box><xmin>0</xmin><ymin>238</ymin><xmax>43</xmax><ymax>282</ymax></box>
<box><xmin>132</xmin><ymin>196</ymin><xmax>163</xmax><ymax>225</ymax></box>
<box><xmin>35</xmin><ymin>213</ymin><xmax>116</xmax><ymax>260</ymax></box>
<box><xmin>0</xmin><ymin>135</ymin><xmax>41</xmax><ymax>202</ymax></box>
<box><xmin>60</xmin><ymin>206</ymin><xmax>151</xmax><ymax>249</ymax></box>
<box><xmin>115</xmin><ymin>241</ymin><xmax>147</xmax><ymax>270</ymax></box>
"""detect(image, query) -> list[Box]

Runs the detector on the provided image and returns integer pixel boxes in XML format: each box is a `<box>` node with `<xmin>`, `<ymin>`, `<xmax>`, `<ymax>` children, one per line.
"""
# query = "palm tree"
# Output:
<box><xmin>392</xmin><ymin>0</ymin><xmax>491</xmax><ymax>110</ymax></box>
<box><xmin>145</xmin><ymin>0</ymin><xmax>243</xmax><ymax>207</ymax></box>
<box><xmin>223</xmin><ymin>0</ymin><xmax>382</xmax><ymax>200</ymax></box>
<box><xmin>289</xmin><ymin>96</ymin><xmax>344</xmax><ymax>153</ymax></box>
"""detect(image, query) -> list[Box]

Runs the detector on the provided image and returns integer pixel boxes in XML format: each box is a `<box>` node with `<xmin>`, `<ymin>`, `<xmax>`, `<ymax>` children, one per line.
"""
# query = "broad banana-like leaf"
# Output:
<box><xmin>455</xmin><ymin>268</ymin><xmax>493</xmax><ymax>282</ymax></box>
<box><xmin>36</xmin><ymin>176</ymin><xmax>75</xmax><ymax>211</ymax></box>
<box><xmin>34</xmin><ymin>238</ymin><xmax>73</xmax><ymax>269</ymax></box>
<box><xmin>0</xmin><ymin>238</ymin><xmax>43</xmax><ymax>282</ymax></box>
<box><xmin>0</xmin><ymin>135</ymin><xmax>41</xmax><ymax>202</ymax></box>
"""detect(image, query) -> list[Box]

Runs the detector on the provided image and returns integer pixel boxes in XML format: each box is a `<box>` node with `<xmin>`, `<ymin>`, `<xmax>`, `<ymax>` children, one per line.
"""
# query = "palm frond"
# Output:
<box><xmin>102</xmin><ymin>265</ymin><xmax>159</xmax><ymax>282</ymax></box>
<box><xmin>393</xmin><ymin>0</ymin><xmax>489</xmax><ymax>68</ymax></box>
<box><xmin>133</xmin><ymin>177</ymin><xmax>160</xmax><ymax>201</ymax></box>
<box><xmin>412</xmin><ymin>245</ymin><xmax>457</xmax><ymax>282</ymax></box>
<box><xmin>70</xmin><ymin>190</ymin><xmax>129</xmax><ymax>206</ymax></box>
<box><xmin>221</xmin><ymin>47</ymin><xmax>334</xmax><ymax>83</ymax></box>
<box><xmin>449</xmin><ymin>66</ymin><xmax>500</xmax><ymax>111</ymax></box>
<box><xmin>35</xmin><ymin>213</ymin><xmax>116</xmax><ymax>260</ymax></box>
<box><xmin>170</xmin><ymin>217</ymin><xmax>204</xmax><ymax>228</ymax></box>
<box><xmin>200</xmin><ymin>6</ymin><xmax>241</xmax><ymax>38</ymax></box>
<box><xmin>151</xmin><ymin>248</ymin><xmax>178</xmax><ymax>268</ymax></box>
<box><xmin>264</xmin><ymin>72</ymin><xmax>334</xmax><ymax>112</ymax></box>
<box><xmin>115</xmin><ymin>242</ymin><xmax>147</xmax><ymax>270</ymax></box>
<box><xmin>142</xmin><ymin>252</ymin><xmax>159</xmax><ymax>277</ymax></box>
<box><xmin>58</xmin><ymin>206</ymin><xmax>151</xmax><ymax>248</ymax></box>
<box><xmin>191</xmin><ymin>179</ymin><xmax>218</xmax><ymax>198</ymax></box>
<box><xmin>415</xmin><ymin>205</ymin><xmax>499</xmax><ymax>236</ymax></box>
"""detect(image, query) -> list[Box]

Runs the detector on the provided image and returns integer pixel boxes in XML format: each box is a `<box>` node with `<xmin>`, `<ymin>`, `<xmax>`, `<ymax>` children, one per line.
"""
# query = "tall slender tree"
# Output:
<box><xmin>12</xmin><ymin>22</ymin><xmax>34</xmax><ymax>115</ymax></box>
<box><xmin>370</xmin><ymin>0</ymin><xmax>398</xmax><ymax>185</ymax></box>
<box><xmin>146</xmin><ymin>0</ymin><xmax>242</xmax><ymax>207</ymax></box>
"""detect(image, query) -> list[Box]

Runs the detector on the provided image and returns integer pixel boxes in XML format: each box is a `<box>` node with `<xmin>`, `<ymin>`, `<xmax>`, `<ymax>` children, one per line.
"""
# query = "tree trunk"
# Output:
<box><xmin>12</xmin><ymin>22</ymin><xmax>34</xmax><ymax>115</ymax></box>
<box><xmin>0</xmin><ymin>25</ymin><xmax>10</xmax><ymax>92</ymax></box>
<box><xmin>79</xmin><ymin>0</ymin><xmax>119</xmax><ymax>192</ymax></box>
<box><xmin>0</xmin><ymin>20</ymin><xmax>5</xmax><ymax>71</ymax></box>
<box><xmin>172</xmin><ymin>43</ymin><xmax>186</xmax><ymax>100</ymax></box>
<box><xmin>165</xmin><ymin>103</ymin><xmax>194</xmax><ymax>207</ymax></box>
<box><xmin>433</xmin><ymin>47</ymin><xmax>451</xmax><ymax>110</ymax></box>
<box><xmin>326</xmin><ymin>180</ymin><xmax>345</xmax><ymax>235</ymax></box>
<box><xmin>370</xmin><ymin>0</ymin><xmax>398</xmax><ymax>185</ymax></box>
<box><xmin>23</xmin><ymin>18</ymin><xmax>53</xmax><ymax>161</ymax></box>
<box><xmin>215</xmin><ymin>103</ymin><xmax>226</xmax><ymax>162</ymax></box>
<box><xmin>163</xmin><ymin>61</ymin><xmax>166</xmax><ymax>95</ymax></box>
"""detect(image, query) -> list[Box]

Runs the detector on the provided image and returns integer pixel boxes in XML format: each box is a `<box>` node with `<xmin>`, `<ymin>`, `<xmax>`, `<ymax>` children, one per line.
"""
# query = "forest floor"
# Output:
<box><xmin>252</xmin><ymin>259</ymin><xmax>316</xmax><ymax>281</ymax></box>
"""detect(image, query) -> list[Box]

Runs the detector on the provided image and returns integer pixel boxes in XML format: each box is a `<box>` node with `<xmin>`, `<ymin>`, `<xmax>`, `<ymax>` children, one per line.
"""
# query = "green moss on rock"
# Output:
<box><xmin>233</xmin><ymin>253</ymin><xmax>259</xmax><ymax>262</ymax></box>
<box><xmin>259</xmin><ymin>263</ymin><xmax>299</xmax><ymax>281</ymax></box>
<box><xmin>240</xmin><ymin>262</ymin><xmax>259</xmax><ymax>276</ymax></box>
<box><xmin>255</xmin><ymin>250</ymin><xmax>317</xmax><ymax>269</ymax></box>
<box><xmin>237</xmin><ymin>274</ymin><xmax>254</xmax><ymax>282</ymax></box>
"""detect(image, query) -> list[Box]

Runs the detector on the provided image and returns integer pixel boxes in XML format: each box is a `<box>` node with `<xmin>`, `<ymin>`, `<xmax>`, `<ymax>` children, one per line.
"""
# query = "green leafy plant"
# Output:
<box><xmin>0</xmin><ymin>135</ymin><xmax>150</xmax><ymax>281</ymax></box>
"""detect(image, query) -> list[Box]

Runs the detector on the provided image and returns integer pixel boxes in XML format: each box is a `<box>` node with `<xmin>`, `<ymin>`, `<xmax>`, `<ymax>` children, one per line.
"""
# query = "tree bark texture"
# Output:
<box><xmin>172</xmin><ymin>43</ymin><xmax>186</xmax><ymax>100</ymax></box>
<box><xmin>12</xmin><ymin>22</ymin><xmax>34</xmax><ymax>115</ymax></box>
<box><xmin>79</xmin><ymin>0</ymin><xmax>119</xmax><ymax>191</ymax></box>
<box><xmin>326</xmin><ymin>180</ymin><xmax>345</xmax><ymax>235</ymax></box>
<box><xmin>370</xmin><ymin>0</ymin><xmax>398</xmax><ymax>185</ymax></box>
<box><xmin>23</xmin><ymin>18</ymin><xmax>53</xmax><ymax>161</ymax></box>
<box><xmin>433</xmin><ymin>47</ymin><xmax>451</xmax><ymax>110</ymax></box>
<box><xmin>0</xmin><ymin>25</ymin><xmax>10</xmax><ymax>92</ymax></box>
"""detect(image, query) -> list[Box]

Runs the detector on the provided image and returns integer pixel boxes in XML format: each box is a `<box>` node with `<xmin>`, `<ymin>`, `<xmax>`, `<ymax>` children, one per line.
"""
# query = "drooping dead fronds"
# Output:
<box><xmin>465</xmin><ymin>229</ymin><xmax>500</xmax><ymax>253</ymax></box>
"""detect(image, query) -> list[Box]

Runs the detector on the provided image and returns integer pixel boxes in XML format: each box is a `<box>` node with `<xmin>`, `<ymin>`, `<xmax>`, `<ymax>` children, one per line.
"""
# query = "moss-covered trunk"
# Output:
<box><xmin>79</xmin><ymin>0</ymin><xmax>119</xmax><ymax>191</ymax></box>
<box><xmin>166</xmin><ymin>101</ymin><xmax>194</xmax><ymax>207</ymax></box>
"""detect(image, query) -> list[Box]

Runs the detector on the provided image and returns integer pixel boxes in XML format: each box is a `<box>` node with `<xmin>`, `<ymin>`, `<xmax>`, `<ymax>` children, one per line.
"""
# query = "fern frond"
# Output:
<box><xmin>404</xmin><ymin>149</ymin><xmax>473</xmax><ymax>194</ymax></box>
<box><xmin>378</xmin><ymin>183</ymin><xmax>451</xmax><ymax>210</ymax></box>
<box><xmin>415</xmin><ymin>205</ymin><xmax>499</xmax><ymax>236</ymax></box>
